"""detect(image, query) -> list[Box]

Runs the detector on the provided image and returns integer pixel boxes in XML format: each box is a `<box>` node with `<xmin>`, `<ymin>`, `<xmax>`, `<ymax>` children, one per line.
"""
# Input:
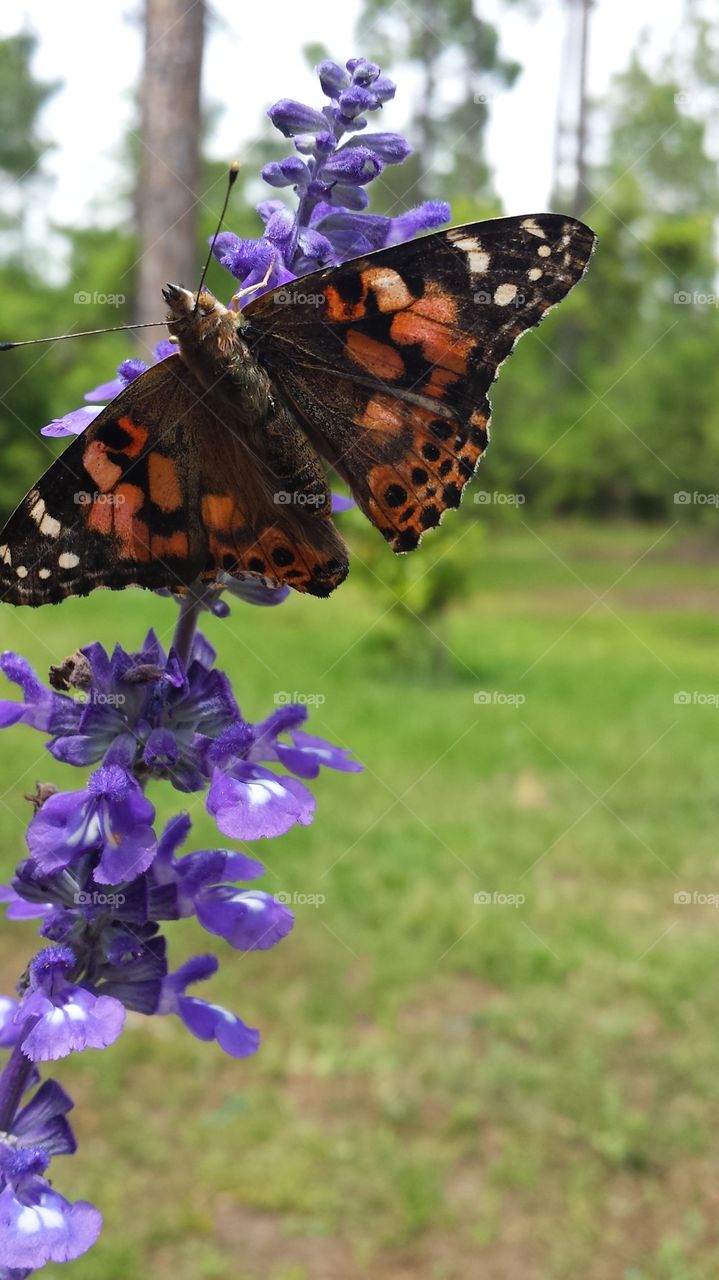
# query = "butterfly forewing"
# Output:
<box><xmin>244</xmin><ymin>213</ymin><xmax>596</xmax><ymax>551</ymax></box>
<box><xmin>0</xmin><ymin>356</ymin><xmax>348</xmax><ymax>605</ymax></box>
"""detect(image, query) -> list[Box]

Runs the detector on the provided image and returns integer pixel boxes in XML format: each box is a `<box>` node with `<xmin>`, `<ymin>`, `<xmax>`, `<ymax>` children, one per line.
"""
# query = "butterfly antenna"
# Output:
<box><xmin>194</xmin><ymin>161</ymin><xmax>239</xmax><ymax>312</ymax></box>
<box><xmin>0</xmin><ymin>321</ymin><xmax>169</xmax><ymax>352</ymax></box>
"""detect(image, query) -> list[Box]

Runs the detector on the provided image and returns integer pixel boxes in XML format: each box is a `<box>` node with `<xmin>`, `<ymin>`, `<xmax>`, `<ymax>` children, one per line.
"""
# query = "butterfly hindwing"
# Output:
<box><xmin>244</xmin><ymin>214</ymin><xmax>596</xmax><ymax>551</ymax></box>
<box><xmin>0</xmin><ymin>356</ymin><xmax>348</xmax><ymax>605</ymax></box>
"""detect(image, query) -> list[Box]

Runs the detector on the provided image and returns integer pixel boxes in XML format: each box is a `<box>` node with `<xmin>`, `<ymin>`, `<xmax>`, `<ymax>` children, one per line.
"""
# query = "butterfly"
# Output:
<box><xmin>0</xmin><ymin>213</ymin><xmax>595</xmax><ymax>606</ymax></box>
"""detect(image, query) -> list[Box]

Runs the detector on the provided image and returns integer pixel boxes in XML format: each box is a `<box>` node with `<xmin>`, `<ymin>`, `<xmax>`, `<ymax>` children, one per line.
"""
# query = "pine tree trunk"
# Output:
<box><xmin>135</xmin><ymin>0</ymin><xmax>205</xmax><ymax>342</ymax></box>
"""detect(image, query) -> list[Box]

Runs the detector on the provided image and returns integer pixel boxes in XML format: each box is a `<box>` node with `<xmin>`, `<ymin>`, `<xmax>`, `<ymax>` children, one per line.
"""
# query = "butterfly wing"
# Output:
<box><xmin>243</xmin><ymin>214</ymin><xmax>596</xmax><ymax>551</ymax></box>
<box><xmin>0</xmin><ymin>355</ymin><xmax>347</xmax><ymax>606</ymax></box>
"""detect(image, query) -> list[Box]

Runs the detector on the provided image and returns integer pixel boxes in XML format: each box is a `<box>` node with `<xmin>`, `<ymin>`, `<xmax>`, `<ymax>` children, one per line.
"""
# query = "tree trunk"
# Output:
<box><xmin>135</xmin><ymin>0</ymin><xmax>205</xmax><ymax>345</ymax></box>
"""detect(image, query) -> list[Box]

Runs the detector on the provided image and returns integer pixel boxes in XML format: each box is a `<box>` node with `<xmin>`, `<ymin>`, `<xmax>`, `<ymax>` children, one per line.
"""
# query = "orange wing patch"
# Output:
<box><xmin>345</xmin><ymin>330</ymin><xmax>406</xmax><ymax>381</ymax></box>
<box><xmin>148</xmin><ymin>452</ymin><xmax>183</xmax><ymax>512</ymax></box>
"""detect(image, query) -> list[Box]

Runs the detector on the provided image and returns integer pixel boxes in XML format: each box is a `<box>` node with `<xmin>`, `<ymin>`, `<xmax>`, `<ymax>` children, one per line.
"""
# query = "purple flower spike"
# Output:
<box><xmin>26</xmin><ymin>765</ymin><xmax>156</xmax><ymax>882</ymax></box>
<box><xmin>17</xmin><ymin>947</ymin><xmax>125</xmax><ymax>1061</ymax></box>
<box><xmin>0</xmin><ymin>1147</ymin><xmax>101</xmax><ymax>1269</ymax></box>
<box><xmin>160</xmin><ymin>956</ymin><xmax>260</xmax><ymax>1058</ymax></box>
<box><xmin>213</xmin><ymin>53</ymin><xmax>446</xmax><ymax>294</ymax></box>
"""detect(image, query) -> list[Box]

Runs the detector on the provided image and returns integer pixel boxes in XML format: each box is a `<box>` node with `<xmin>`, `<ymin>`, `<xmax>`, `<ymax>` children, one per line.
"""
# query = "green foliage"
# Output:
<box><xmin>355</xmin><ymin>0</ymin><xmax>520</xmax><ymax>208</ymax></box>
<box><xmin>492</xmin><ymin>30</ymin><xmax>719</xmax><ymax>520</ymax></box>
<box><xmin>0</xmin><ymin>33</ymin><xmax>58</xmax><ymax>182</ymax></box>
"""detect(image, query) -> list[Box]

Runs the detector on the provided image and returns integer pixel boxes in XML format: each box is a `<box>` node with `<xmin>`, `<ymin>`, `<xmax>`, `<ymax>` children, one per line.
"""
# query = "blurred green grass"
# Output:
<box><xmin>1</xmin><ymin>520</ymin><xmax>719</xmax><ymax>1280</ymax></box>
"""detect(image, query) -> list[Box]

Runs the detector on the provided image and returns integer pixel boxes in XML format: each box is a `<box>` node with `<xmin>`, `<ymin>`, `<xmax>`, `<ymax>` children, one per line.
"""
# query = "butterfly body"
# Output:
<box><xmin>0</xmin><ymin>214</ymin><xmax>596</xmax><ymax>607</ymax></box>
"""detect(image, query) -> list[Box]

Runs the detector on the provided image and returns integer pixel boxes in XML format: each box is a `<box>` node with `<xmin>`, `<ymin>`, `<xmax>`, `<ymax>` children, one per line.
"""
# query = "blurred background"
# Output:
<box><xmin>1</xmin><ymin>2</ymin><xmax>718</xmax><ymax>1277</ymax></box>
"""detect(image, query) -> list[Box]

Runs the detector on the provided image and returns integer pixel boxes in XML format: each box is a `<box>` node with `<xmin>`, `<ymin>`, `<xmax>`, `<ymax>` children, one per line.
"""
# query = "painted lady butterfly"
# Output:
<box><xmin>0</xmin><ymin>213</ymin><xmax>595</xmax><ymax>605</ymax></box>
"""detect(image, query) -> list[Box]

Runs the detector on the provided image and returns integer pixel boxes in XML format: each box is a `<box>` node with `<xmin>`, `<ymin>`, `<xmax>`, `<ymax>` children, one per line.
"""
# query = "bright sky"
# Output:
<box><xmin>1</xmin><ymin>0</ymin><xmax>684</xmax><ymax>259</ymax></box>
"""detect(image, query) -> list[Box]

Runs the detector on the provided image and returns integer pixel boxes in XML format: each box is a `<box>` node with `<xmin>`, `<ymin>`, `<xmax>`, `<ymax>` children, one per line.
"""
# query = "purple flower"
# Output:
<box><xmin>0</xmin><ymin>996</ymin><xmax>20</xmax><ymax>1048</ymax></box>
<box><xmin>10</xmin><ymin>1079</ymin><xmax>76</xmax><ymax>1157</ymax></box>
<box><xmin>206</xmin><ymin>762</ymin><xmax>315</xmax><ymax>841</ymax></box>
<box><xmin>196</xmin><ymin>888</ymin><xmax>294</xmax><ymax>951</ymax></box>
<box><xmin>0</xmin><ymin>653</ymin><xmax>78</xmax><ymax>737</ymax></box>
<box><xmin>26</xmin><ymin>762</ymin><xmax>156</xmax><ymax>883</ymax></box>
<box><xmin>250</xmin><ymin>704</ymin><xmax>361</xmax><ymax>779</ymax></box>
<box><xmin>159</xmin><ymin>955</ymin><xmax>260</xmax><ymax>1058</ymax></box>
<box><xmin>0</xmin><ymin>1147</ymin><xmax>100</xmax><ymax>1268</ymax></box>
<box><xmin>42</xmin><ymin>340</ymin><xmax>175</xmax><ymax>439</ymax></box>
<box><xmin>16</xmin><ymin>947</ymin><xmax>125</xmax><ymax>1060</ymax></box>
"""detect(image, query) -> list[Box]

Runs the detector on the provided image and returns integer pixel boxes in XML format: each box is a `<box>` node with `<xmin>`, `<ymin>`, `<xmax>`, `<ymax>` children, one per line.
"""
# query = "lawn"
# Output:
<box><xmin>1</xmin><ymin>518</ymin><xmax>718</xmax><ymax>1280</ymax></box>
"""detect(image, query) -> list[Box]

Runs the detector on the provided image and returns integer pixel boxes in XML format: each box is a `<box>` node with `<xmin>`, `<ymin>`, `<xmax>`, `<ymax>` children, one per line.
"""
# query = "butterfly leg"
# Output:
<box><xmin>231</xmin><ymin>254</ymin><xmax>275</xmax><ymax>307</ymax></box>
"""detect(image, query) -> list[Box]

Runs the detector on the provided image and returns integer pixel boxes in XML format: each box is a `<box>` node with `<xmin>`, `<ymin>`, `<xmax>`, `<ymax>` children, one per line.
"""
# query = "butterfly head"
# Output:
<box><xmin>163</xmin><ymin>282</ymin><xmax>241</xmax><ymax>348</ymax></box>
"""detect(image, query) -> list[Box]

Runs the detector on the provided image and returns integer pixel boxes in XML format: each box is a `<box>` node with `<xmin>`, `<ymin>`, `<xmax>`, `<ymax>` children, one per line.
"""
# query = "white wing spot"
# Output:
<box><xmin>450</xmin><ymin>233</ymin><xmax>480</xmax><ymax>250</ymax></box>
<box><xmin>528</xmin><ymin>267</ymin><xmax>543</xmax><ymax>281</ymax></box>
<box><xmin>468</xmin><ymin>249</ymin><xmax>490</xmax><ymax>274</ymax></box>
<box><xmin>38</xmin><ymin>568</ymin><xmax>52</xmax><ymax>580</ymax></box>
<box><xmin>0</xmin><ymin>545</ymin><xmax>10</xmax><ymax>565</ymax></box>
<box><xmin>538</xmin><ymin>244</ymin><xmax>551</xmax><ymax>258</ymax></box>
<box><xmin>494</xmin><ymin>283</ymin><xmax>518</xmax><ymax>306</ymax></box>
<box><xmin>451</xmin><ymin>235</ymin><xmax>490</xmax><ymax>274</ymax></box>
<box><xmin>522</xmin><ymin>218</ymin><xmax>546</xmax><ymax>238</ymax></box>
<box><xmin>29</xmin><ymin>498</ymin><xmax>46</xmax><ymax>525</ymax></box>
<box><xmin>40</xmin><ymin>513</ymin><xmax>61</xmax><ymax>539</ymax></box>
<box><xmin>15</xmin><ymin>566</ymin><xmax>28</xmax><ymax>579</ymax></box>
<box><xmin>58</xmin><ymin>552</ymin><xmax>80</xmax><ymax>570</ymax></box>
